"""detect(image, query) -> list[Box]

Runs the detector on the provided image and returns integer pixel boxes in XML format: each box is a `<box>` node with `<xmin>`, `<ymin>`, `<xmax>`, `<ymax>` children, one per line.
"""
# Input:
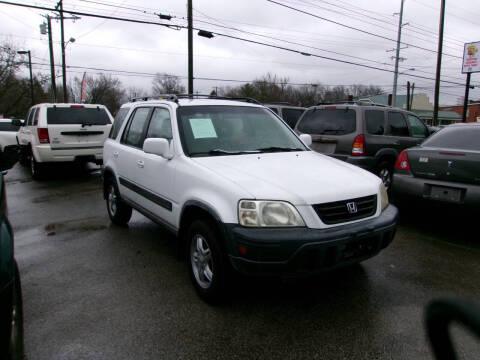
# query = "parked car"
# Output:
<box><xmin>392</xmin><ymin>123</ymin><xmax>480</xmax><ymax>208</ymax></box>
<box><xmin>265</xmin><ymin>103</ymin><xmax>306</xmax><ymax>129</ymax></box>
<box><xmin>17</xmin><ymin>103</ymin><xmax>114</xmax><ymax>179</ymax></box>
<box><xmin>0</xmin><ymin>119</ymin><xmax>22</xmax><ymax>170</ymax></box>
<box><xmin>0</xmin><ymin>171</ymin><xmax>24</xmax><ymax>359</ymax></box>
<box><xmin>103</xmin><ymin>95</ymin><xmax>398</xmax><ymax>302</ymax></box>
<box><xmin>294</xmin><ymin>102</ymin><xmax>430</xmax><ymax>188</ymax></box>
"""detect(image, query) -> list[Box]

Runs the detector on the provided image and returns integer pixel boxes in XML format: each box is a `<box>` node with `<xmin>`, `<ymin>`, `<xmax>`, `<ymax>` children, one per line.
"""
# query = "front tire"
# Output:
<box><xmin>105</xmin><ymin>178</ymin><xmax>132</xmax><ymax>226</ymax></box>
<box><xmin>187</xmin><ymin>219</ymin><xmax>228</xmax><ymax>303</ymax></box>
<box><xmin>376</xmin><ymin>160</ymin><xmax>393</xmax><ymax>189</ymax></box>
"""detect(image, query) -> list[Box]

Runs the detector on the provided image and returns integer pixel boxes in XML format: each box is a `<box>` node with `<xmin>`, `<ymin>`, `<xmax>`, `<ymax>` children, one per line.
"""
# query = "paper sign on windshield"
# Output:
<box><xmin>189</xmin><ymin>118</ymin><xmax>218</xmax><ymax>139</ymax></box>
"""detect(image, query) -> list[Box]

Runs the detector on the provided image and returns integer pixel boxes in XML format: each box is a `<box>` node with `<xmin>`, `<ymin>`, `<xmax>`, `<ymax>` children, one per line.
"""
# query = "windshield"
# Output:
<box><xmin>177</xmin><ymin>105</ymin><xmax>307</xmax><ymax>157</ymax></box>
<box><xmin>422</xmin><ymin>126</ymin><xmax>480</xmax><ymax>151</ymax></box>
<box><xmin>297</xmin><ymin>108</ymin><xmax>356</xmax><ymax>135</ymax></box>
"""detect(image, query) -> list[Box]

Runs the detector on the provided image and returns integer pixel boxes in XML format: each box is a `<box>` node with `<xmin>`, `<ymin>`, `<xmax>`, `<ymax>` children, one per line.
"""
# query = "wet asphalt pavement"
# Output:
<box><xmin>5</xmin><ymin>163</ymin><xmax>480</xmax><ymax>360</ymax></box>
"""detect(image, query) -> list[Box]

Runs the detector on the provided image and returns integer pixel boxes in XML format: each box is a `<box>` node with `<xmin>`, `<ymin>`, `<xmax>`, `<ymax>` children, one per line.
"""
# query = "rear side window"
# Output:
<box><xmin>33</xmin><ymin>107</ymin><xmax>40</xmax><ymax>126</ymax></box>
<box><xmin>109</xmin><ymin>107</ymin><xmax>130</xmax><ymax>139</ymax></box>
<box><xmin>365</xmin><ymin>110</ymin><xmax>384</xmax><ymax>135</ymax></box>
<box><xmin>46</xmin><ymin>107</ymin><xmax>111</xmax><ymax>125</ymax></box>
<box><xmin>386</xmin><ymin>112</ymin><xmax>409</xmax><ymax>136</ymax></box>
<box><xmin>122</xmin><ymin>108</ymin><xmax>151</xmax><ymax>148</ymax></box>
<box><xmin>407</xmin><ymin>115</ymin><xmax>428</xmax><ymax>138</ymax></box>
<box><xmin>282</xmin><ymin>108</ymin><xmax>305</xmax><ymax>128</ymax></box>
<box><xmin>422</xmin><ymin>126</ymin><xmax>480</xmax><ymax>151</ymax></box>
<box><xmin>0</xmin><ymin>122</ymin><xmax>20</xmax><ymax>131</ymax></box>
<box><xmin>297</xmin><ymin>109</ymin><xmax>356</xmax><ymax>135</ymax></box>
<box><xmin>268</xmin><ymin>107</ymin><xmax>278</xmax><ymax>114</ymax></box>
<box><xmin>26</xmin><ymin>108</ymin><xmax>36</xmax><ymax>126</ymax></box>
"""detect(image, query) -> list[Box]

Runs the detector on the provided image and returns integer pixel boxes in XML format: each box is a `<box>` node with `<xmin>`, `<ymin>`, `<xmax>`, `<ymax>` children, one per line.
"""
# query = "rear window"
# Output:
<box><xmin>0</xmin><ymin>122</ymin><xmax>20</xmax><ymax>132</ymax></box>
<box><xmin>297</xmin><ymin>108</ymin><xmax>356</xmax><ymax>135</ymax></box>
<box><xmin>422</xmin><ymin>126</ymin><xmax>480</xmax><ymax>151</ymax></box>
<box><xmin>282</xmin><ymin>108</ymin><xmax>305</xmax><ymax>128</ymax></box>
<box><xmin>47</xmin><ymin>107</ymin><xmax>111</xmax><ymax>125</ymax></box>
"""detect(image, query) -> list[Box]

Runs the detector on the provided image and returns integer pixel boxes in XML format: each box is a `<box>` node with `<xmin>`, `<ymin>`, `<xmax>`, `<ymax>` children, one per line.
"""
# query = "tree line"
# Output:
<box><xmin>2</xmin><ymin>41</ymin><xmax>388</xmax><ymax>118</ymax></box>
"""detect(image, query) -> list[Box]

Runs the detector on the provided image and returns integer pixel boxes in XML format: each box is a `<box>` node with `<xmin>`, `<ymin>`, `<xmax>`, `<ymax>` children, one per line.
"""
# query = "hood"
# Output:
<box><xmin>192</xmin><ymin>151</ymin><xmax>381</xmax><ymax>205</ymax></box>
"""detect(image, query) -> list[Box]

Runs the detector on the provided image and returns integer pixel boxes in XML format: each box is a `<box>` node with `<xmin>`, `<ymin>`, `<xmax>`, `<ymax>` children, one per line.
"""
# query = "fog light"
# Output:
<box><xmin>238</xmin><ymin>245</ymin><xmax>247</xmax><ymax>256</ymax></box>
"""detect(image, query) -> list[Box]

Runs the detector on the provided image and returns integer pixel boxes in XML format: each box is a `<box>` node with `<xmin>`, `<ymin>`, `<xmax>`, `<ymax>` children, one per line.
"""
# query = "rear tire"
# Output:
<box><xmin>105</xmin><ymin>177</ymin><xmax>132</xmax><ymax>226</ymax></box>
<box><xmin>30</xmin><ymin>153</ymin><xmax>44</xmax><ymax>180</ymax></box>
<box><xmin>187</xmin><ymin>219</ymin><xmax>229</xmax><ymax>304</ymax></box>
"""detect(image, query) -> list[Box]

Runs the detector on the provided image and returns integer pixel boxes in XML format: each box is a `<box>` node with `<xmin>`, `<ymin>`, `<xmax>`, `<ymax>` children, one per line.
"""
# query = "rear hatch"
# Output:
<box><xmin>296</xmin><ymin>107</ymin><xmax>357</xmax><ymax>154</ymax></box>
<box><xmin>408</xmin><ymin>147</ymin><xmax>480</xmax><ymax>185</ymax></box>
<box><xmin>46</xmin><ymin>105</ymin><xmax>112</xmax><ymax>150</ymax></box>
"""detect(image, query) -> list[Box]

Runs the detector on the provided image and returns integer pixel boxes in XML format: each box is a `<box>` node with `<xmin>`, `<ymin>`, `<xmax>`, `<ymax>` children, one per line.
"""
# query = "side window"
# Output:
<box><xmin>269</xmin><ymin>107</ymin><xmax>279</xmax><ymax>114</ymax></box>
<box><xmin>33</xmin><ymin>107</ymin><xmax>40</xmax><ymax>126</ymax></box>
<box><xmin>146</xmin><ymin>108</ymin><xmax>172</xmax><ymax>140</ymax></box>
<box><xmin>283</xmin><ymin>108</ymin><xmax>305</xmax><ymax>129</ymax></box>
<box><xmin>387</xmin><ymin>112</ymin><xmax>409</xmax><ymax>137</ymax></box>
<box><xmin>407</xmin><ymin>115</ymin><xmax>428</xmax><ymax>138</ymax></box>
<box><xmin>26</xmin><ymin>108</ymin><xmax>35</xmax><ymax>126</ymax></box>
<box><xmin>365</xmin><ymin>110</ymin><xmax>385</xmax><ymax>135</ymax></box>
<box><xmin>121</xmin><ymin>108</ymin><xmax>151</xmax><ymax>148</ymax></box>
<box><xmin>109</xmin><ymin>107</ymin><xmax>130</xmax><ymax>139</ymax></box>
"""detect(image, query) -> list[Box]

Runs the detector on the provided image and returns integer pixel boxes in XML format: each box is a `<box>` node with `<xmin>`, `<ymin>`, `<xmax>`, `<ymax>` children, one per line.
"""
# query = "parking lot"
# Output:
<box><xmin>6</xmin><ymin>163</ymin><xmax>480</xmax><ymax>359</ymax></box>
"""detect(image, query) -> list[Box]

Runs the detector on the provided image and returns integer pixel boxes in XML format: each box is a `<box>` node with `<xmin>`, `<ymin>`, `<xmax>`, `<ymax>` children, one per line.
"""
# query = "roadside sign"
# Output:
<box><xmin>462</xmin><ymin>41</ymin><xmax>480</xmax><ymax>73</ymax></box>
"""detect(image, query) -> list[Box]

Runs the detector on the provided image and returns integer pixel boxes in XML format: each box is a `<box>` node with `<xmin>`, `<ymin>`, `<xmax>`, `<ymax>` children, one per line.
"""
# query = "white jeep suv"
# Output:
<box><xmin>103</xmin><ymin>95</ymin><xmax>398</xmax><ymax>302</ymax></box>
<box><xmin>17</xmin><ymin>103</ymin><xmax>113</xmax><ymax>178</ymax></box>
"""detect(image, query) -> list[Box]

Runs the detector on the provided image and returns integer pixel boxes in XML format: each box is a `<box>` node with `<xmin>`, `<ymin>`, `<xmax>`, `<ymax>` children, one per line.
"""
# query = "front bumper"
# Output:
<box><xmin>224</xmin><ymin>205</ymin><xmax>398</xmax><ymax>276</ymax></box>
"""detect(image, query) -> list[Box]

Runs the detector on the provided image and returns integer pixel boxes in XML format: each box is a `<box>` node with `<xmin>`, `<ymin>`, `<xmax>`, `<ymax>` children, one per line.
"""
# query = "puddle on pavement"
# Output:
<box><xmin>44</xmin><ymin>219</ymin><xmax>108</xmax><ymax>237</ymax></box>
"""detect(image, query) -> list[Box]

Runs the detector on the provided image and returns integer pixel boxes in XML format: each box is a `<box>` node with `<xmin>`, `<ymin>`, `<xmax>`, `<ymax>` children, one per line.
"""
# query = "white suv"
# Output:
<box><xmin>103</xmin><ymin>95</ymin><xmax>398</xmax><ymax>302</ymax></box>
<box><xmin>17</xmin><ymin>103</ymin><xmax>113</xmax><ymax>178</ymax></box>
<box><xmin>0</xmin><ymin>119</ymin><xmax>22</xmax><ymax>170</ymax></box>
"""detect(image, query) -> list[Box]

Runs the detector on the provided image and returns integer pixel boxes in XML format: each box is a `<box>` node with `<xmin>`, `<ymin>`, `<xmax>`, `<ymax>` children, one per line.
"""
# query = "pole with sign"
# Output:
<box><xmin>461</xmin><ymin>41</ymin><xmax>479</xmax><ymax>123</ymax></box>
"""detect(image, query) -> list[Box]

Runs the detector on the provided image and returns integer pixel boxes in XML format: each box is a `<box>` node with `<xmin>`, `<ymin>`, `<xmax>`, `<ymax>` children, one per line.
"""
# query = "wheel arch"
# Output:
<box><xmin>102</xmin><ymin>166</ymin><xmax>117</xmax><ymax>200</ymax></box>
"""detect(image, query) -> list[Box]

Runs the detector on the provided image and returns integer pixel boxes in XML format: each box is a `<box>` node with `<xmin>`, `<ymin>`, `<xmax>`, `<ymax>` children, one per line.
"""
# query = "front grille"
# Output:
<box><xmin>313</xmin><ymin>195</ymin><xmax>377</xmax><ymax>225</ymax></box>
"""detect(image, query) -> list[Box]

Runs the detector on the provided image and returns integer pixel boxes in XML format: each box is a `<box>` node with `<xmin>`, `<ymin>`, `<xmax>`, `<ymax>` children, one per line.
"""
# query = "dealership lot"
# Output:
<box><xmin>6</xmin><ymin>164</ymin><xmax>479</xmax><ymax>359</ymax></box>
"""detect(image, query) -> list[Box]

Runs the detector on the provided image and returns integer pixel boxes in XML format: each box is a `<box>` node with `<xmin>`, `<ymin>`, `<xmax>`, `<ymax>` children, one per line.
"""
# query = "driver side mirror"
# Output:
<box><xmin>11</xmin><ymin>119</ymin><xmax>24</xmax><ymax>127</ymax></box>
<box><xmin>299</xmin><ymin>134</ymin><xmax>312</xmax><ymax>147</ymax></box>
<box><xmin>143</xmin><ymin>138</ymin><xmax>173</xmax><ymax>159</ymax></box>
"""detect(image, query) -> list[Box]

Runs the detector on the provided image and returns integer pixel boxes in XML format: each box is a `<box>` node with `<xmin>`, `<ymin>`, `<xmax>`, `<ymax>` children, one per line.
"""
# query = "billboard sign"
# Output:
<box><xmin>462</xmin><ymin>41</ymin><xmax>480</xmax><ymax>73</ymax></box>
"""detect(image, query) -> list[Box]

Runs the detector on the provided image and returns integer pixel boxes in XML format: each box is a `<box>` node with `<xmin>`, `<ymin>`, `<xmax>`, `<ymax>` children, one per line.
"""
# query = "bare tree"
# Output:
<box><xmin>152</xmin><ymin>73</ymin><xmax>185</xmax><ymax>95</ymax></box>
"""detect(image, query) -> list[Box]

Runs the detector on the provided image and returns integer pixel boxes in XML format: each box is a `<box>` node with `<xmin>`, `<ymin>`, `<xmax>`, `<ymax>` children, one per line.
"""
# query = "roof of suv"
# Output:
<box><xmin>122</xmin><ymin>95</ymin><xmax>264</xmax><ymax>109</ymax></box>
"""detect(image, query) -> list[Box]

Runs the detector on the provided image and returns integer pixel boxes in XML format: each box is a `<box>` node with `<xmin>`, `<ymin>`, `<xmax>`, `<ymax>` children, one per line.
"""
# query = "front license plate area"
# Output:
<box><xmin>429</xmin><ymin>185</ymin><xmax>463</xmax><ymax>203</ymax></box>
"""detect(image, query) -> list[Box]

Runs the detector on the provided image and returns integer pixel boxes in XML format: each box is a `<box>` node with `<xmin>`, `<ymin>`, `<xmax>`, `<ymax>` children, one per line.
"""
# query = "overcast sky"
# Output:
<box><xmin>1</xmin><ymin>0</ymin><xmax>479</xmax><ymax>105</ymax></box>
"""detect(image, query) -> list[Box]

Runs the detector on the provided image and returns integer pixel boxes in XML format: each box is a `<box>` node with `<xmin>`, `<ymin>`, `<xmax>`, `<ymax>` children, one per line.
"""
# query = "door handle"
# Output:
<box><xmin>113</xmin><ymin>151</ymin><xmax>119</xmax><ymax>158</ymax></box>
<box><xmin>137</xmin><ymin>160</ymin><xmax>144</xmax><ymax>168</ymax></box>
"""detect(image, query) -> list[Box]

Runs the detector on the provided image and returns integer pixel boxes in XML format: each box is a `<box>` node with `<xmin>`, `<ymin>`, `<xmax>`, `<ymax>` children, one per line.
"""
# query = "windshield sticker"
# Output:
<box><xmin>189</xmin><ymin>118</ymin><xmax>217</xmax><ymax>139</ymax></box>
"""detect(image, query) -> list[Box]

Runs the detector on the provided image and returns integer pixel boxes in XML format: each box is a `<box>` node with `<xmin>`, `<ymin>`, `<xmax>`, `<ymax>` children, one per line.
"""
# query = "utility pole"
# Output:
<box><xmin>187</xmin><ymin>0</ymin><xmax>193</xmax><ymax>95</ymax></box>
<box><xmin>46</xmin><ymin>16</ymin><xmax>56</xmax><ymax>102</ymax></box>
<box><xmin>392</xmin><ymin>0</ymin><xmax>405</xmax><ymax>108</ymax></box>
<box><xmin>56</xmin><ymin>0</ymin><xmax>67</xmax><ymax>102</ymax></box>
<box><xmin>462</xmin><ymin>73</ymin><xmax>471</xmax><ymax>123</ymax></box>
<box><xmin>406</xmin><ymin>81</ymin><xmax>410</xmax><ymax>110</ymax></box>
<box><xmin>433</xmin><ymin>0</ymin><xmax>446</xmax><ymax>126</ymax></box>
<box><xmin>17</xmin><ymin>50</ymin><xmax>34</xmax><ymax>106</ymax></box>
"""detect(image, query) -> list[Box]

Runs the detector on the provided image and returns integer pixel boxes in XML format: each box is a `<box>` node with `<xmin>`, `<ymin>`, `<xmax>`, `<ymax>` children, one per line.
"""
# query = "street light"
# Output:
<box><xmin>17</xmin><ymin>50</ymin><xmax>34</xmax><ymax>106</ymax></box>
<box><xmin>65</xmin><ymin>37</ymin><xmax>75</xmax><ymax>49</ymax></box>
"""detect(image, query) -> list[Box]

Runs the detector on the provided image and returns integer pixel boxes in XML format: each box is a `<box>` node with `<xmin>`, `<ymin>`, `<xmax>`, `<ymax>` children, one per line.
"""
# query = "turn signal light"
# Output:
<box><xmin>352</xmin><ymin>134</ymin><xmax>365</xmax><ymax>156</ymax></box>
<box><xmin>395</xmin><ymin>150</ymin><xmax>411</xmax><ymax>171</ymax></box>
<box><xmin>37</xmin><ymin>128</ymin><xmax>50</xmax><ymax>144</ymax></box>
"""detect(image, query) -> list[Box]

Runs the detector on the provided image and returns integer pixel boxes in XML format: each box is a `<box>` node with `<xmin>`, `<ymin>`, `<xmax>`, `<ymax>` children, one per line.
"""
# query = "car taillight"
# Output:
<box><xmin>395</xmin><ymin>150</ymin><xmax>411</xmax><ymax>171</ymax></box>
<box><xmin>352</xmin><ymin>134</ymin><xmax>365</xmax><ymax>156</ymax></box>
<box><xmin>37</xmin><ymin>128</ymin><xmax>50</xmax><ymax>144</ymax></box>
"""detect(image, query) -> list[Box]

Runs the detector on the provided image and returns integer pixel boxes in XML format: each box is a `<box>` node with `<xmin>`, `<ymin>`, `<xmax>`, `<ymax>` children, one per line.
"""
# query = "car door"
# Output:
<box><xmin>138</xmin><ymin>107</ymin><xmax>177</xmax><ymax>227</ymax></box>
<box><xmin>385</xmin><ymin>111</ymin><xmax>417</xmax><ymax>152</ymax></box>
<box><xmin>116</xmin><ymin>107</ymin><xmax>152</xmax><ymax>206</ymax></box>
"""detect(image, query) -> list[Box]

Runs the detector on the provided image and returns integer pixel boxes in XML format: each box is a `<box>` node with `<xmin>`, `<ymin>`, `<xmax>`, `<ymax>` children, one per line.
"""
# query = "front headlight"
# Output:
<box><xmin>380</xmin><ymin>184</ymin><xmax>389</xmax><ymax>211</ymax></box>
<box><xmin>238</xmin><ymin>200</ymin><xmax>305</xmax><ymax>227</ymax></box>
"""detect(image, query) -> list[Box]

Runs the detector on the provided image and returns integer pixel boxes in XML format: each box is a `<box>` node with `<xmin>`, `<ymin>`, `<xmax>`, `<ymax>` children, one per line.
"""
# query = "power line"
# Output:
<box><xmin>265</xmin><ymin>0</ymin><xmax>463</xmax><ymax>59</ymax></box>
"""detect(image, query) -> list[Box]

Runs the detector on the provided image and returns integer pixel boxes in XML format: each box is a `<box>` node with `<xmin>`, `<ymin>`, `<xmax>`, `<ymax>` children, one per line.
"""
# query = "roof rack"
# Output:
<box><xmin>129</xmin><ymin>94</ymin><xmax>261</xmax><ymax>105</ymax></box>
<box><xmin>316</xmin><ymin>100</ymin><xmax>389</xmax><ymax>107</ymax></box>
<box><xmin>266</xmin><ymin>102</ymin><xmax>294</xmax><ymax>106</ymax></box>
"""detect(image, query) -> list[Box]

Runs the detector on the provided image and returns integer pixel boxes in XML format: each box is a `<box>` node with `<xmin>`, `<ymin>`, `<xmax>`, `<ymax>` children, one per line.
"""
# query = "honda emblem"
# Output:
<box><xmin>346</xmin><ymin>202</ymin><xmax>358</xmax><ymax>214</ymax></box>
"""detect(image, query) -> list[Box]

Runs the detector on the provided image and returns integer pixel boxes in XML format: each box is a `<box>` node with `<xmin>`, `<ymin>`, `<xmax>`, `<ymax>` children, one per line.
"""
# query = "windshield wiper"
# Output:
<box><xmin>255</xmin><ymin>146</ymin><xmax>304</xmax><ymax>153</ymax></box>
<box><xmin>320</xmin><ymin>129</ymin><xmax>344</xmax><ymax>134</ymax></box>
<box><xmin>190</xmin><ymin>149</ymin><xmax>260</xmax><ymax>157</ymax></box>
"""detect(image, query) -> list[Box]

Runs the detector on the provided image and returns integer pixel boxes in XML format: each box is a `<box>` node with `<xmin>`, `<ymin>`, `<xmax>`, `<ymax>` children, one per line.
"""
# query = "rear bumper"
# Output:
<box><xmin>32</xmin><ymin>145</ymin><xmax>104</xmax><ymax>163</ymax></box>
<box><xmin>392</xmin><ymin>172</ymin><xmax>480</xmax><ymax>207</ymax></box>
<box><xmin>224</xmin><ymin>205</ymin><xmax>398</xmax><ymax>276</ymax></box>
<box><xmin>329</xmin><ymin>154</ymin><xmax>377</xmax><ymax>171</ymax></box>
